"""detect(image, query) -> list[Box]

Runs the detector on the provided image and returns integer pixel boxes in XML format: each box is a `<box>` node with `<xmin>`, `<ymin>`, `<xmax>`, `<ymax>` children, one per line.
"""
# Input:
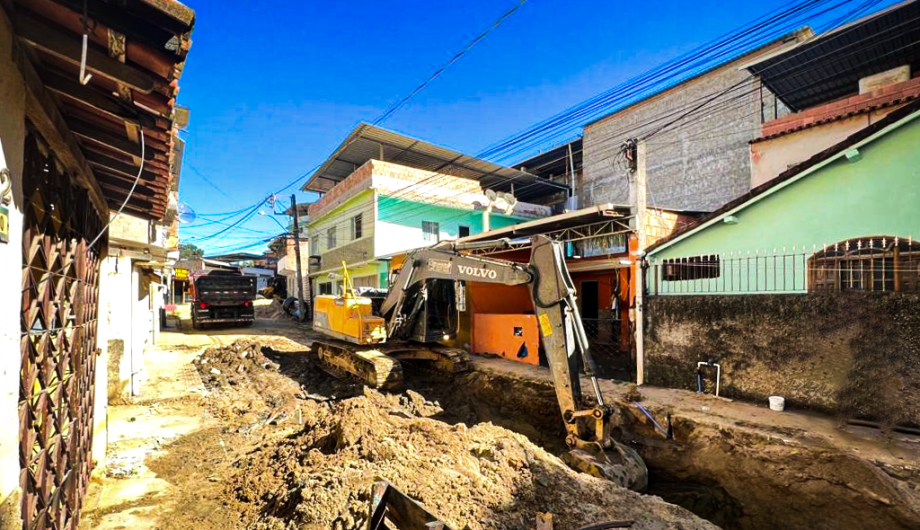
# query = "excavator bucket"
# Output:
<box><xmin>563</xmin><ymin>441</ymin><xmax>648</xmax><ymax>491</ymax></box>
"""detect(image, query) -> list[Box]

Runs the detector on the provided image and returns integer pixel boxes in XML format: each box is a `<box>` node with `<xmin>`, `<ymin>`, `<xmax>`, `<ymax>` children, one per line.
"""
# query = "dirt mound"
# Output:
<box><xmin>255</xmin><ymin>299</ymin><xmax>288</xmax><ymax>321</ymax></box>
<box><xmin>231</xmin><ymin>387</ymin><xmax>716</xmax><ymax>530</ymax></box>
<box><xmin>195</xmin><ymin>341</ymin><xmax>303</xmax><ymax>423</ymax></box>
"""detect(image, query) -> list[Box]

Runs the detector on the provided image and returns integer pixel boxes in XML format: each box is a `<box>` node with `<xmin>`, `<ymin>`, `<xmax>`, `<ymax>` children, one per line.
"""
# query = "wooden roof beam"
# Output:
<box><xmin>4</xmin><ymin>6</ymin><xmax>108</xmax><ymax>217</ymax></box>
<box><xmin>93</xmin><ymin>165</ymin><xmax>167</xmax><ymax>190</ymax></box>
<box><xmin>41</xmin><ymin>67</ymin><xmax>160</xmax><ymax>128</ymax></box>
<box><xmin>97</xmin><ymin>177</ymin><xmax>161</xmax><ymax>199</ymax></box>
<box><xmin>84</xmin><ymin>150</ymin><xmax>164</xmax><ymax>182</ymax></box>
<box><xmin>68</xmin><ymin>116</ymin><xmax>154</xmax><ymax>160</ymax></box>
<box><xmin>14</xmin><ymin>10</ymin><xmax>158</xmax><ymax>93</ymax></box>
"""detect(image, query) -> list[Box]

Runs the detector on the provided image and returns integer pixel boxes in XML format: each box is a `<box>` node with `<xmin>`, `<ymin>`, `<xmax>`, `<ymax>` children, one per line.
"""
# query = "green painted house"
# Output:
<box><xmin>647</xmin><ymin>100</ymin><xmax>920</xmax><ymax>294</ymax></box>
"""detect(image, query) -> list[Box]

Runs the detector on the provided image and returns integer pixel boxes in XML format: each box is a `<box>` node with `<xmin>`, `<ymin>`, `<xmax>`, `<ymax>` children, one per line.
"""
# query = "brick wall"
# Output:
<box><xmin>307</xmin><ymin>160</ymin><xmax>374</xmax><ymax>218</ymax></box>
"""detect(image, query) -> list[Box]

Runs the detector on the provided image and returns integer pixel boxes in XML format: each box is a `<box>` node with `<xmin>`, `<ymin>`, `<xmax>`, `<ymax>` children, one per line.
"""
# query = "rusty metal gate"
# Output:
<box><xmin>19</xmin><ymin>133</ymin><xmax>104</xmax><ymax>529</ymax></box>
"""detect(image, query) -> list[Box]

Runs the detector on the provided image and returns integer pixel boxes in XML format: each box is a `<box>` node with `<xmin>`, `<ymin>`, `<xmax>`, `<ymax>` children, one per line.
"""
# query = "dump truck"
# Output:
<box><xmin>312</xmin><ymin>235</ymin><xmax>648</xmax><ymax>491</ymax></box>
<box><xmin>191</xmin><ymin>270</ymin><xmax>257</xmax><ymax>329</ymax></box>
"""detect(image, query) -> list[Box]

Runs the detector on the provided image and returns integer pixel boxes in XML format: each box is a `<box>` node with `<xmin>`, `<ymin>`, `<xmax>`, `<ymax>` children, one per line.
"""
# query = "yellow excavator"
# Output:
<box><xmin>312</xmin><ymin>235</ymin><xmax>648</xmax><ymax>491</ymax></box>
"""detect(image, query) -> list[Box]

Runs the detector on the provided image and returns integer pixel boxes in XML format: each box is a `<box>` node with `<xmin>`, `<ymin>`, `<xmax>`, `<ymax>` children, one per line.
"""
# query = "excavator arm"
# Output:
<box><xmin>380</xmin><ymin>235</ymin><xmax>647</xmax><ymax>490</ymax></box>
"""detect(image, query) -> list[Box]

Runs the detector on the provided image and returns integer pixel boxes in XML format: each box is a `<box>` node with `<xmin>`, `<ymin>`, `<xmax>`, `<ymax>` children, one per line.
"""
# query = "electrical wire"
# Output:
<box><xmin>189</xmin><ymin>0</ymin><xmax>885</xmax><ymax>250</ymax></box>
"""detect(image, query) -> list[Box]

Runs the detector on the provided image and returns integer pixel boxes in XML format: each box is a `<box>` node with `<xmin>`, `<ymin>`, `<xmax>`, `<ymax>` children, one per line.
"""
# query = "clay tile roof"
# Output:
<box><xmin>648</xmin><ymin>97</ymin><xmax>920</xmax><ymax>254</ymax></box>
<box><xmin>755</xmin><ymin>76</ymin><xmax>920</xmax><ymax>142</ymax></box>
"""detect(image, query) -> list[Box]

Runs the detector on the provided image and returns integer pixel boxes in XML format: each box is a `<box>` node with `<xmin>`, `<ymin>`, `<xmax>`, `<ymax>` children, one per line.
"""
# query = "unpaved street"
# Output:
<box><xmin>79</xmin><ymin>303</ymin><xmax>920</xmax><ymax>530</ymax></box>
<box><xmin>79</xmin><ymin>309</ymin><xmax>315</xmax><ymax>530</ymax></box>
<box><xmin>80</xmin><ymin>307</ymin><xmax>718</xmax><ymax>530</ymax></box>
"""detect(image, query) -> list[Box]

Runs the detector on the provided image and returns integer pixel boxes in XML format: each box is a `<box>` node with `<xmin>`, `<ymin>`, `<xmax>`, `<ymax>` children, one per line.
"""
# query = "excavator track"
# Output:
<box><xmin>315</xmin><ymin>340</ymin><xmax>404</xmax><ymax>389</ymax></box>
<box><xmin>313</xmin><ymin>340</ymin><xmax>470</xmax><ymax>388</ymax></box>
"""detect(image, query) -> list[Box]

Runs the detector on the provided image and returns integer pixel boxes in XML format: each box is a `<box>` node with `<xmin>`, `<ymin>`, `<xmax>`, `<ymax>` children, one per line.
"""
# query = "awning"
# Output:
<box><xmin>746</xmin><ymin>0</ymin><xmax>920</xmax><ymax>112</ymax></box>
<box><xmin>302</xmin><ymin>123</ymin><xmax>569</xmax><ymax>202</ymax></box>
<box><xmin>455</xmin><ymin>203</ymin><xmax>632</xmax><ymax>243</ymax></box>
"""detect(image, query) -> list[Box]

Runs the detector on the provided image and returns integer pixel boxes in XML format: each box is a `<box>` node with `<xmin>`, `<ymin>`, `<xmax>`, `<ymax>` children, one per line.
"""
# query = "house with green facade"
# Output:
<box><xmin>300</xmin><ymin>125</ymin><xmax>563</xmax><ymax>297</ymax></box>
<box><xmin>646</xmin><ymin>99</ymin><xmax>920</xmax><ymax>294</ymax></box>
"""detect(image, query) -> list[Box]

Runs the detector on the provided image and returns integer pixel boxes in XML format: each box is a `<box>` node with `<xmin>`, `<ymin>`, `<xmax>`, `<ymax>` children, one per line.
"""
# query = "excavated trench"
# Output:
<box><xmin>264</xmin><ymin>347</ymin><xmax>920</xmax><ymax>530</ymax></box>
<box><xmin>398</xmin><ymin>368</ymin><xmax>920</xmax><ymax>530</ymax></box>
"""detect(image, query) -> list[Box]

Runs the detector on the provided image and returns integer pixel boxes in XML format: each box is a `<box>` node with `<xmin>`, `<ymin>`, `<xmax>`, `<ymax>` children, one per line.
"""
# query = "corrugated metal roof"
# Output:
<box><xmin>302</xmin><ymin>123</ymin><xmax>569</xmax><ymax>202</ymax></box>
<box><xmin>748</xmin><ymin>0</ymin><xmax>920</xmax><ymax>112</ymax></box>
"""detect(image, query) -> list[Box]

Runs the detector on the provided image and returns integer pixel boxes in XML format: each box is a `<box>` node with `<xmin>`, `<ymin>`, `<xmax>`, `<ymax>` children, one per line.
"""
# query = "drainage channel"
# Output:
<box><xmin>402</xmin><ymin>368</ymin><xmax>920</xmax><ymax>530</ymax></box>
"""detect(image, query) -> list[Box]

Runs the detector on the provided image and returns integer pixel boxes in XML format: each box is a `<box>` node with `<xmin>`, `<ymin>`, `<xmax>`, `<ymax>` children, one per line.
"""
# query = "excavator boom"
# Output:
<box><xmin>372</xmin><ymin>235</ymin><xmax>648</xmax><ymax>490</ymax></box>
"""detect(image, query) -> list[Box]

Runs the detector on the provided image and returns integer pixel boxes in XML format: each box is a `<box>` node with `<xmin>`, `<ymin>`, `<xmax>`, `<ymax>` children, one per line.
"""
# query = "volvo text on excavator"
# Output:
<box><xmin>311</xmin><ymin>235</ymin><xmax>648</xmax><ymax>490</ymax></box>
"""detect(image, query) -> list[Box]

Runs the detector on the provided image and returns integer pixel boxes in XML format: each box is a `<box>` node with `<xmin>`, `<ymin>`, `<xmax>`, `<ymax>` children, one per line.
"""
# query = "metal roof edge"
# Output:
<box><xmin>647</xmin><ymin>103</ymin><xmax>920</xmax><ymax>257</ymax></box>
<box><xmin>301</xmin><ymin>122</ymin><xmax>373</xmax><ymax>193</ymax></box>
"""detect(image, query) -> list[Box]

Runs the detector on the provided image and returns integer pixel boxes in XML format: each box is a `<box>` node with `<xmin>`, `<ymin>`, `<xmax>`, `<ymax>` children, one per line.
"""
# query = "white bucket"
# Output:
<box><xmin>769</xmin><ymin>396</ymin><xmax>785</xmax><ymax>412</ymax></box>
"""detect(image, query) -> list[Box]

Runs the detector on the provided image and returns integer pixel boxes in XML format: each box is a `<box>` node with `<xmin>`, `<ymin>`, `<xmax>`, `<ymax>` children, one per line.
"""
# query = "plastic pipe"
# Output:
<box><xmin>696</xmin><ymin>361</ymin><xmax>721</xmax><ymax>397</ymax></box>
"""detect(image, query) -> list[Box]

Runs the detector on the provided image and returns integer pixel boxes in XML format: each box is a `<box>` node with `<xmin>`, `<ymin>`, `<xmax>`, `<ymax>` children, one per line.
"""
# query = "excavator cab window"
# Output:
<box><xmin>394</xmin><ymin>280</ymin><xmax>459</xmax><ymax>343</ymax></box>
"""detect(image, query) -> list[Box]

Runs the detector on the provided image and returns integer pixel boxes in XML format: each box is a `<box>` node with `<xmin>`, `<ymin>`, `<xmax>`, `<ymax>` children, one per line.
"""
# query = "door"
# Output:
<box><xmin>580</xmin><ymin>280</ymin><xmax>599</xmax><ymax>319</ymax></box>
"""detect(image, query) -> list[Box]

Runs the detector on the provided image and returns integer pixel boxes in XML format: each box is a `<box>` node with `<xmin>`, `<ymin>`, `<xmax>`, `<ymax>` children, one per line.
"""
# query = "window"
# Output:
<box><xmin>318</xmin><ymin>282</ymin><xmax>333</xmax><ymax>295</ymax></box>
<box><xmin>351</xmin><ymin>214</ymin><xmax>363</xmax><ymax>240</ymax></box>
<box><xmin>422</xmin><ymin>221</ymin><xmax>439</xmax><ymax>243</ymax></box>
<box><xmin>809</xmin><ymin>237</ymin><xmax>919</xmax><ymax>292</ymax></box>
<box><xmin>458</xmin><ymin>225</ymin><xmax>470</xmax><ymax>238</ymax></box>
<box><xmin>327</xmin><ymin>226</ymin><xmax>337</xmax><ymax>249</ymax></box>
<box><xmin>310</xmin><ymin>238</ymin><xmax>318</xmax><ymax>256</ymax></box>
<box><xmin>663</xmin><ymin>255</ymin><xmax>721</xmax><ymax>281</ymax></box>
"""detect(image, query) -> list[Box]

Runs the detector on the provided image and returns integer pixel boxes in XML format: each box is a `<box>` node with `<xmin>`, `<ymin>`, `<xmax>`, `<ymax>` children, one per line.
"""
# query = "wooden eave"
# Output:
<box><xmin>7</xmin><ymin>0</ymin><xmax>194</xmax><ymax>221</ymax></box>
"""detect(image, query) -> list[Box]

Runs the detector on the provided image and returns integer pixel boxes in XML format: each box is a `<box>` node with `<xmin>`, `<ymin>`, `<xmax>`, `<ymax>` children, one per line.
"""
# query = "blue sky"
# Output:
<box><xmin>175</xmin><ymin>0</ymin><xmax>880</xmax><ymax>253</ymax></box>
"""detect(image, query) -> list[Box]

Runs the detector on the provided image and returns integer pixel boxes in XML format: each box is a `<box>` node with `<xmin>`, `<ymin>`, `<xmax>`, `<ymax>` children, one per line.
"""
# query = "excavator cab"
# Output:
<box><xmin>387</xmin><ymin>279</ymin><xmax>460</xmax><ymax>343</ymax></box>
<box><xmin>312</xmin><ymin>263</ymin><xmax>387</xmax><ymax>345</ymax></box>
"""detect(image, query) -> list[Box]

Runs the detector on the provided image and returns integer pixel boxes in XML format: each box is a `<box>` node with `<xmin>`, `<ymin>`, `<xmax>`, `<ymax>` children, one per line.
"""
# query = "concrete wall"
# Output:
<box><xmin>582</xmin><ymin>71</ymin><xmax>784</xmax><ymax>212</ymax></box>
<box><xmin>99</xmin><ymin>256</ymin><xmax>133</xmax><ymax>399</ymax></box>
<box><xmin>0</xmin><ymin>11</ymin><xmax>26</xmax><ymax>525</ymax></box>
<box><xmin>645</xmin><ymin>293</ymin><xmax>920</xmax><ymax>427</ymax></box>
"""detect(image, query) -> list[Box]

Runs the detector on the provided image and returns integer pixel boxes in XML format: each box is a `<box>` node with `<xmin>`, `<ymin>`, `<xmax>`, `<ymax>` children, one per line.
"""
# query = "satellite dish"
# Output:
<box><xmin>500</xmin><ymin>192</ymin><xmax>515</xmax><ymax>203</ymax></box>
<box><xmin>485</xmin><ymin>189</ymin><xmax>497</xmax><ymax>202</ymax></box>
<box><xmin>177</xmin><ymin>201</ymin><xmax>196</xmax><ymax>224</ymax></box>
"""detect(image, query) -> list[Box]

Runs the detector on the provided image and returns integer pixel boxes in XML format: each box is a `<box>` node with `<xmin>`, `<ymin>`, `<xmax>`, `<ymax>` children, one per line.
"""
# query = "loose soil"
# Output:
<box><xmin>230</xmin><ymin>387</ymin><xmax>715</xmax><ymax>530</ymax></box>
<box><xmin>254</xmin><ymin>299</ymin><xmax>289</xmax><ymax>321</ymax></box>
<box><xmin>134</xmin><ymin>327</ymin><xmax>920</xmax><ymax>530</ymax></box>
<box><xmin>183</xmin><ymin>340</ymin><xmax>715</xmax><ymax>529</ymax></box>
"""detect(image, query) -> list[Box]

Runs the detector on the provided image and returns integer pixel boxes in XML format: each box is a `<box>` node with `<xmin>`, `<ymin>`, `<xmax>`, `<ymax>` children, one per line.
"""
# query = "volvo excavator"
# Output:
<box><xmin>312</xmin><ymin>235</ymin><xmax>648</xmax><ymax>490</ymax></box>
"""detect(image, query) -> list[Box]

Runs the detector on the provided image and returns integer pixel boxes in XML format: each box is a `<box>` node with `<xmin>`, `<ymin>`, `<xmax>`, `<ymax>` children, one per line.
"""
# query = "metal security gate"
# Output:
<box><xmin>19</xmin><ymin>133</ymin><xmax>104</xmax><ymax>530</ymax></box>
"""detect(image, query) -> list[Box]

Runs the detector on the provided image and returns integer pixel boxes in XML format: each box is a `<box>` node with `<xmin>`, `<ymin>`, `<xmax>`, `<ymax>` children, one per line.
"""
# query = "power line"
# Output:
<box><xmin>281</xmin><ymin>0</ymin><xmax>899</xmax><ymax>239</ymax></box>
<box><xmin>188</xmin><ymin>0</ymin><xmax>884</xmax><ymax>250</ymax></box>
<box><xmin>374</xmin><ymin>0</ymin><xmax>531</xmax><ymax>126</ymax></box>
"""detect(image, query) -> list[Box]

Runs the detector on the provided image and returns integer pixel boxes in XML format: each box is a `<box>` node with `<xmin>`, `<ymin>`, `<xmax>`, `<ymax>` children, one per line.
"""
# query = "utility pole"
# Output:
<box><xmin>290</xmin><ymin>194</ymin><xmax>307</xmax><ymax>321</ymax></box>
<box><xmin>634</xmin><ymin>140</ymin><xmax>647</xmax><ymax>386</ymax></box>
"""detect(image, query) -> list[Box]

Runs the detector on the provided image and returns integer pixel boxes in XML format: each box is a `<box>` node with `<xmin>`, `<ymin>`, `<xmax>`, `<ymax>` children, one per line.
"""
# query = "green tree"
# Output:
<box><xmin>179</xmin><ymin>243</ymin><xmax>204</xmax><ymax>260</ymax></box>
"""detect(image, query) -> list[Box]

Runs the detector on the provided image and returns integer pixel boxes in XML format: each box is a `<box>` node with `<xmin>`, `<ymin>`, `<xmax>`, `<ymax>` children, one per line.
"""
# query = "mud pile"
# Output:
<box><xmin>195</xmin><ymin>341</ymin><xmax>302</xmax><ymax>422</ymax></box>
<box><xmin>196</xmin><ymin>341</ymin><xmax>281</xmax><ymax>387</ymax></box>
<box><xmin>255</xmin><ymin>300</ymin><xmax>288</xmax><ymax>321</ymax></box>
<box><xmin>231</xmin><ymin>387</ymin><xmax>716</xmax><ymax>530</ymax></box>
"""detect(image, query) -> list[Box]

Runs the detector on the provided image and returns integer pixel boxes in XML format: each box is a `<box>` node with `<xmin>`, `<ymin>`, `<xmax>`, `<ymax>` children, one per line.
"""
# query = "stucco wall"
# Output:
<box><xmin>645</xmin><ymin>293</ymin><xmax>920</xmax><ymax>427</ymax></box>
<box><xmin>0</xmin><ymin>12</ymin><xmax>26</xmax><ymax>525</ymax></box>
<box><xmin>649</xmin><ymin>115</ymin><xmax>920</xmax><ymax>290</ymax></box>
<box><xmin>375</xmin><ymin>195</ymin><xmax>523</xmax><ymax>258</ymax></box>
<box><xmin>750</xmin><ymin>106</ymin><xmax>903</xmax><ymax>188</ymax></box>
